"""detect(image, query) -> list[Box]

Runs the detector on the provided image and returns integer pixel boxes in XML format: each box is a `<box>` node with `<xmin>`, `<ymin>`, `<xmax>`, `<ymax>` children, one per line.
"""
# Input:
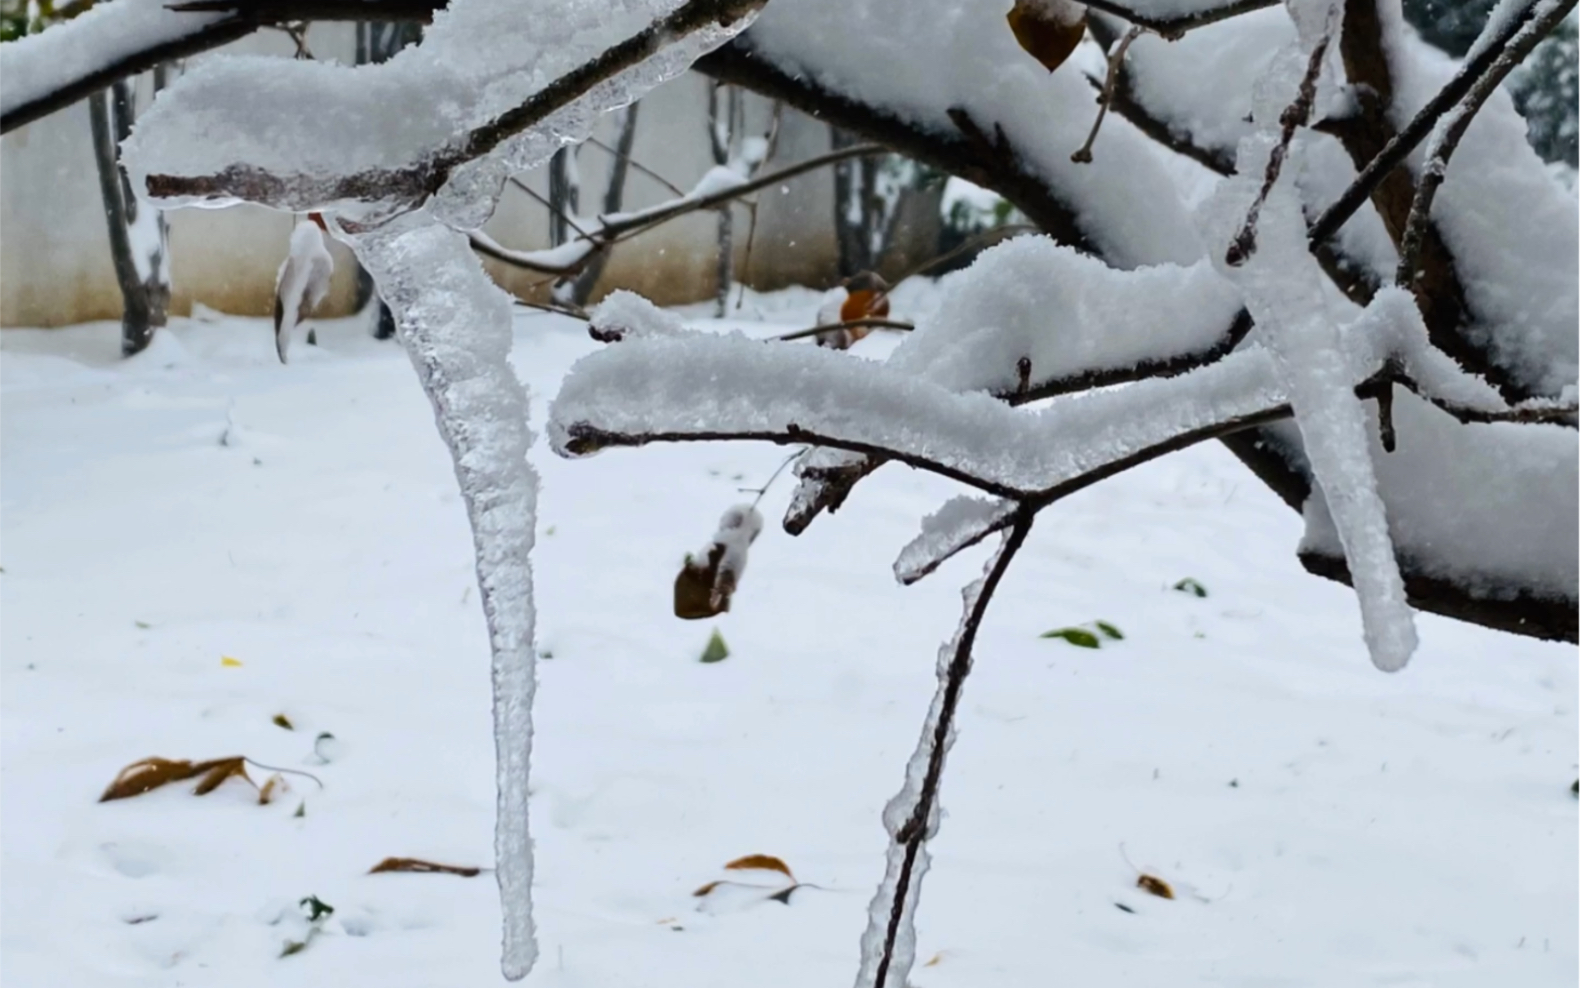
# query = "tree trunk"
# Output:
<box><xmin>830</xmin><ymin>124</ymin><xmax>871</xmax><ymax>279</ymax></box>
<box><xmin>708</xmin><ymin>83</ymin><xmax>743</xmax><ymax>316</ymax></box>
<box><xmin>569</xmin><ymin>102</ymin><xmax>641</xmax><ymax>306</ymax></box>
<box><xmin>89</xmin><ymin>74</ymin><xmax>170</xmax><ymax>357</ymax></box>
<box><xmin>354</xmin><ymin>21</ymin><xmax>422</xmax><ymax>338</ymax></box>
<box><xmin>548</xmin><ymin>147</ymin><xmax>581</xmax><ymax>248</ymax></box>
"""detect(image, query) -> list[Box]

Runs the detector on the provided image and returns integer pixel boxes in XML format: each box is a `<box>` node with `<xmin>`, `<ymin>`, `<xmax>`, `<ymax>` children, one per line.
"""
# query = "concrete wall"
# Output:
<box><xmin>0</xmin><ymin>26</ymin><xmax>847</xmax><ymax>328</ymax></box>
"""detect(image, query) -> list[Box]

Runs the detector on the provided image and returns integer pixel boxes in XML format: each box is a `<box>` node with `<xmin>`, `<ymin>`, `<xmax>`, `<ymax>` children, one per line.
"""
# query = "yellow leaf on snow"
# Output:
<box><xmin>220</xmin><ymin>656</ymin><xmax>243</xmax><ymax>667</ymax></box>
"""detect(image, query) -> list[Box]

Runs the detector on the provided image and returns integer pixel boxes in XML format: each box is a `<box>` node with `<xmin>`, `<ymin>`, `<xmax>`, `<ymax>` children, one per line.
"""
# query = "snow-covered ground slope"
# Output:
<box><xmin>2</xmin><ymin>295</ymin><xmax>1575</xmax><ymax>987</ymax></box>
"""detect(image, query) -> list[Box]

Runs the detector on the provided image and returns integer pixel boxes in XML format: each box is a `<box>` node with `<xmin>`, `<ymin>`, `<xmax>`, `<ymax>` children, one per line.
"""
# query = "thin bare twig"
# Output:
<box><xmin>509</xmin><ymin>176</ymin><xmax>593</xmax><ymax>239</ymax></box>
<box><xmin>583</xmin><ymin>135</ymin><xmax>686</xmax><ymax>196</ymax></box>
<box><xmin>1225</xmin><ymin>17</ymin><xmax>1334</xmax><ymax>266</ymax></box>
<box><xmin>1072</xmin><ymin>26</ymin><xmax>1145</xmax><ymax>164</ymax></box>
<box><xmin>773</xmin><ymin>317</ymin><xmax>915</xmax><ymax>342</ymax></box>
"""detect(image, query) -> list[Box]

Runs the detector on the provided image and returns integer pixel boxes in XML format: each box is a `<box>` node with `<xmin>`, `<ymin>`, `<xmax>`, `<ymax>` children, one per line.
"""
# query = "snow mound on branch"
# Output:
<box><xmin>742</xmin><ymin>0</ymin><xmax>1206</xmax><ymax>267</ymax></box>
<box><xmin>548</xmin><ymin>329</ymin><xmax>1289</xmax><ymax>496</ymax></box>
<box><xmin>126</xmin><ymin>0</ymin><xmax>757</xmax><ymax>223</ymax></box>
<box><xmin>1384</xmin><ymin>9</ymin><xmax>1579</xmax><ymax>398</ymax></box>
<box><xmin>887</xmin><ymin>235</ymin><xmax>1244</xmax><ymax>394</ymax></box>
<box><xmin>591</xmin><ymin>290</ymin><xmax>694</xmax><ymax>340</ymax></box>
<box><xmin>0</xmin><ymin>0</ymin><xmax>230</xmax><ymax>122</ymax></box>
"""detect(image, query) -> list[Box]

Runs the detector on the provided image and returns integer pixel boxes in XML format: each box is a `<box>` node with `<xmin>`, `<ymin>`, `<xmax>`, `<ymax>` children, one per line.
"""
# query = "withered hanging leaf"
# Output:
<box><xmin>723</xmin><ymin>854</ymin><xmax>795</xmax><ymax>880</ymax></box>
<box><xmin>1137</xmin><ymin>874</ymin><xmax>1175</xmax><ymax>899</ymax></box>
<box><xmin>368</xmin><ymin>856</ymin><xmax>481</xmax><ymax>878</ymax></box>
<box><xmin>1006</xmin><ymin>0</ymin><xmax>1087</xmax><ymax>74</ymax></box>
<box><xmin>192</xmin><ymin>757</ymin><xmax>253</xmax><ymax>796</ymax></box>
<box><xmin>675</xmin><ymin>544</ymin><xmax>730</xmax><ymax>619</ymax></box>
<box><xmin>99</xmin><ymin>757</ymin><xmax>206</xmax><ymax>802</ymax></box>
<box><xmin>272</xmin><ymin>713</ymin><xmax>295</xmax><ymax>731</ymax></box>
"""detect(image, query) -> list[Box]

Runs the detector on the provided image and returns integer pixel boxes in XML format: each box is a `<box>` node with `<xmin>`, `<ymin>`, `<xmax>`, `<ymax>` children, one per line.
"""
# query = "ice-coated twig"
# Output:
<box><xmin>857</xmin><ymin>513</ymin><xmax>1033</xmax><ymax>988</ymax></box>
<box><xmin>347</xmin><ymin>221</ymin><xmax>541</xmax><ymax>980</ymax></box>
<box><xmin>894</xmin><ymin>496</ymin><xmax>1018</xmax><ymax>585</ymax></box>
<box><xmin>1394</xmin><ymin>0</ymin><xmax>1576</xmax><ymax>289</ymax></box>
<box><xmin>1224</xmin><ymin>14</ymin><xmax>1333</xmax><ymax>267</ymax></box>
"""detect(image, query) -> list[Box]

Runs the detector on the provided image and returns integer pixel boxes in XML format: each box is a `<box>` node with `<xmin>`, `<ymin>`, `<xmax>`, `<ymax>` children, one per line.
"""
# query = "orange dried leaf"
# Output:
<box><xmin>368</xmin><ymin>857</ymin><xmax>481</xmax><ymax>878</ymax></box>
<box><xmin>1007</xmin><ymin>0</ymin><xmax>1088</xmax><ymax>74</ymax></box>
<box><xmin>1137</xmin><ymin>874</ymin><xmax>1175</xmax><ymax>899</ymax></box>
<box><xmin>99</xmin><ymin>757</ymin><xmax>205</xmax><ymax>801</ymax></box>
<box><xmin>692</xmin><ymin>880</ymin><xmax>726</xmax><ymax>897</ymax></box>
<box><xmin>723</xmin><ymin>854</ymin><xmax>795</xmax><ymax>879</ymax></box>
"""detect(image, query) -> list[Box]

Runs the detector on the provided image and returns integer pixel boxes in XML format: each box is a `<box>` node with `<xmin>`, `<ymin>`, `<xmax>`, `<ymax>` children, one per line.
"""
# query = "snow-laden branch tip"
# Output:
<box><xmin>894</xmin><ymin>496</ymin><xmax>1018</xmax><ymax>585</ymax></box>
<box><xmin>128</xmin><ymin>0</ymin><xmax>766</xmax><ymax>222</ymax></box>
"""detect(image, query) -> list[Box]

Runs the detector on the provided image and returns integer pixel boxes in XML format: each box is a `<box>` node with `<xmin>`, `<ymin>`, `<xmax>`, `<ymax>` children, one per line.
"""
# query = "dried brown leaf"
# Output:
<box><xmin>258</xmin><ymin>774</ymin><xmax>286</xmax><ymax>805</ymax></box>
<box><xmin>1006</xmin><ymin>0</ymin><xmax>1087</xmax><ymax>74</ymax></box>
<box><xmin>692</xmin><ymin>880</ymin><xmax>725</xmax><ymax>897</ymax></box>
<box><xmin>272</xmin><ymin>713</ymin><xmax>294</xmax><ymax>730</ymax></box>
<box><xmin>675</xmin><ymin>544</ymin><xmax>730</xmax><ymax>619</ymax></box>
<box><xmin>99</xmin><ymin>757</ymin><xmax>207</xmax><ymax>801</ymax></box>
<box><xmin>368</xmin><ymin>857</ymin><xmax>481</xmax><ymax>877</ymax></box>
<box><xmin>191</xmin><ymin>757</ymin><xmax>253</xmax><ymax>796</ymax></box>
<box><xmin>723</xmin><ymin>854</ymin><xmax>795</xmax><ymax>879</ymax></box>
<box><xmin>1137</xmin><ymin>874</ymin><xmax>1175</xmax><ymax>900</ymax></box>
<box><xmin>924</xmin><ymin>952</ymin><xmax>945</xmax><ymax>967</ymax></box>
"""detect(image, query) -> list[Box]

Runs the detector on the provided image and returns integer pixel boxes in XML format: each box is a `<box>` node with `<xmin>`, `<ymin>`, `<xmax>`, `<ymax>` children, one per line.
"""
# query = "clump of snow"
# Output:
<box><xmin>886</xmin><ymin>235</ymin><xmax>1245</xmax><ymax>394</ymax></box>
<box><xmin>688</xmin><ymin>163</ymin><xmax>750</xmax><ymax>199</ymax></box>
<box><xmin>590</xmin><ymin>289</ymin><xmax>694</xmax><ymax>340</ymax></box>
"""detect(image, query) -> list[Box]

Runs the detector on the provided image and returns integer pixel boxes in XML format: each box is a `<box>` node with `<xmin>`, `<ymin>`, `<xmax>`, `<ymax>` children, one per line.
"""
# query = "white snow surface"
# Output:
<box><xmin>2</xmin><ymin>296</ymin><xmax>1576</xmax><ymax>988</ymax></box>
<box><xmin>0</xmin><ymin>0</ymin><xmax>229</xmax><ymax>121</ymax></box>
<box><xmin>886</xmin><ymin>236</ymin><xmax>1245</xmax><ymax>394</ymax></box>
<box><xmin>125</xmin><ymin>0</ymin><xmax>757</xmax><ymax>223</ymax></box>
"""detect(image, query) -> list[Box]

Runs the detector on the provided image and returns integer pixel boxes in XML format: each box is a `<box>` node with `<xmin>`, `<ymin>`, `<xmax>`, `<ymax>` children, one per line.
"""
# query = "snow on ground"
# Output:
<box><xmin>1</xmin><ymin>293</ymin><xmax>1575</xmax><ymax>988</ymax></box>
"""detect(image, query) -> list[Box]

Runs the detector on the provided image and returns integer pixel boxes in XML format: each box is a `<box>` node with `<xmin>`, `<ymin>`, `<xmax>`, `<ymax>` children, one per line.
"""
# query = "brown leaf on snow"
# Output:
<box><xmin>272</xmin><ymin>713</ymin><xmax>295</xmax><ymax>730</ymax></box>
<box><xmin>691</xmin><ymin>880</ymin><xmax>726</xmax><ymax>897</ymax></box>
<box><xmin>100</xmin><ymin>755</ymin><xmax>259</xmax><ymax>802</ymax></box>
<box><xmin>192</xmin><ymin>757</ymin><xmax>254</xmax><ymax>796</ymax></box>
<box><xmin>368</xmin><ymin>857</ymin><xmax>481</xmax><ymax>878</ymax></box>
<box><xmin>1137</xmin><ymin>874</ymin><xmax>1175</xmax><ymax>900</ymax></box>
<box><xmin>675</xmin><ymin>543</ymin><xmax>731</xmax><ymax>619</ymax></box>
<box><xmin>99</xmin><ymin>758</ymin><xmax>207</xmax><ymax>801</ymax></box>
<box><xmin>723</xmin><ymin>854</ymin><xmax>796</xmax><ymax>880</ymax></box>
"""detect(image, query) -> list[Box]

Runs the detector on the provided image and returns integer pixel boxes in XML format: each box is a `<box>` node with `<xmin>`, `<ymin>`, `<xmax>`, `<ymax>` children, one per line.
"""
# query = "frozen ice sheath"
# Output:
<box><xmin>351</xmin><ymin>221</ymin><xmax>540</xmax><ymax>979</ymax></box>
